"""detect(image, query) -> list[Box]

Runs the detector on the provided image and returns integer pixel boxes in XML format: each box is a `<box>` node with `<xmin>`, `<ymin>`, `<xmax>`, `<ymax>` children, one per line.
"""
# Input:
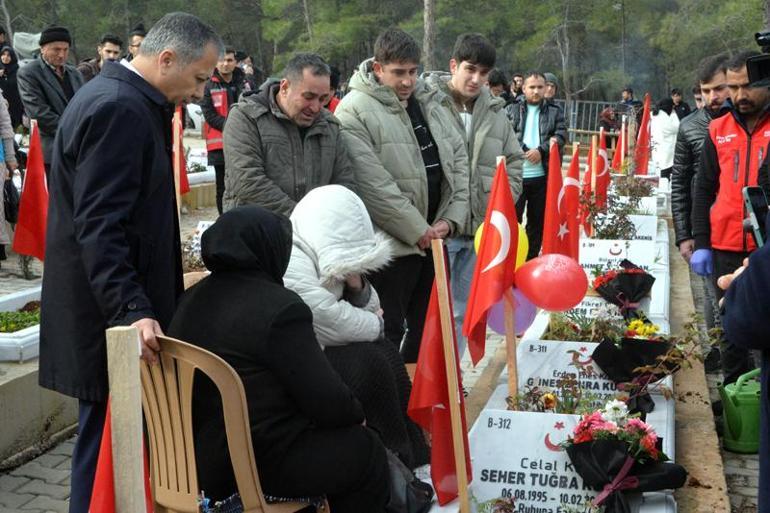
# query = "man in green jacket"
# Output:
<box><xmin>335</xmin><ymin>28</ymin><xmax>469</xmax><ymax>363</ymax></box>
<box><xmin>223</xmin><ymin>52</ymin><xmax>356</xmax><ymax>216</ymax></box>
<box><xmin>423</xmin><ymin>33</ymin><xmax>524</xmax><ymax>360</ymax></box>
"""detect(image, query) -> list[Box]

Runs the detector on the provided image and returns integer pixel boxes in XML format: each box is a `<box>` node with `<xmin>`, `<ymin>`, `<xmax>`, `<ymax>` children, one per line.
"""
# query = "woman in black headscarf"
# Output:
<box><xmin>168</xmin><ymin>206</ymin><xmax>390</xmax><ymax>513</ymax></box>
<box><xmin>0</xmin><ymin>46</ymin><xmax>22</xmax><ymax>129</ymax></box>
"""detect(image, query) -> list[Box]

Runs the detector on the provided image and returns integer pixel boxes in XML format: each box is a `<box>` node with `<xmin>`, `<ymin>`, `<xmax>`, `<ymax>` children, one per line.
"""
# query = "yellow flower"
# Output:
<box><xmin>542</xmin><ymin>393</ymin><xmax>558</xmax><ymax>410</ymax></box>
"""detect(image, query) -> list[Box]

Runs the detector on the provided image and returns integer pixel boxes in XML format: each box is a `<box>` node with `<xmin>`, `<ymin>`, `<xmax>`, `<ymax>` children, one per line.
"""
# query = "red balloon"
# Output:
<box><xmin>515</xmin><ymin>254</ymin><xmax>587</xmax><ymax>311</ymax></box>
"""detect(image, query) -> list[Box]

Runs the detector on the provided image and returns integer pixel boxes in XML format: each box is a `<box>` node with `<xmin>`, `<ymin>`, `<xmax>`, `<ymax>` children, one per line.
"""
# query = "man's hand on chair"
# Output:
<box><xmin>132</xmin><ymin>317</ymin><xmax>163</xmax><ymax>364</ymax></box>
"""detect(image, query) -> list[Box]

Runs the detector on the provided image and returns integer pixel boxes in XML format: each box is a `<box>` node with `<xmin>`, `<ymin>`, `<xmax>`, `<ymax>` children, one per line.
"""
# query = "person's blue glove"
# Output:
<box><xmin>690</xmin><ymin>248</ymin><xmax>713</xmax><ymax>276</ymax></box>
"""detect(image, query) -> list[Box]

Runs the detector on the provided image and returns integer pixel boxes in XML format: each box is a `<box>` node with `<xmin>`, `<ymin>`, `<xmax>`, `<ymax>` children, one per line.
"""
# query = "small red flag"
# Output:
<box><xmin>611</xmin><ymin>121</ymin><xmax>626</xmax><ymax>173</ymax></box>
<box><xmin>595</xmin><ymin>129</ymin><xmax>611</xmax><ymax>208</ymax></box>
<box><xmin>12</xmin><ymin>122</ymin><xmax>48</xmax><ymax>261</ymax></box>
<box><xmin>462</xmin><ymin>160</ymin><xmax>518</xmax><ymax>365</ymax></box>
<box><xmin>543</xmin><ymin>143</ymin><xmax>580</xmax><ymax>259</ymax></box>
<box><xmin>408</xmin><ymin>279</ymin><xmax>471</xmax><ymax>506</ymax></box>
<box><xmin>580</xmin><ymin>140</ymin><xmax>594</xmax><ymax>236</ymax></box>
<box><xmin>634</xmin><ymin>94</ymin><xmax>652</xmax><ymax>175</ymax></box>
<box><xmin>89</xmin><ymin>400</ymin><xmax>153</xmax><ymax>513</ymax></box>
<box><xmin>174</xmin><ymin>106</ymin><xmax>190</xmax><ymax>195</ymax></box>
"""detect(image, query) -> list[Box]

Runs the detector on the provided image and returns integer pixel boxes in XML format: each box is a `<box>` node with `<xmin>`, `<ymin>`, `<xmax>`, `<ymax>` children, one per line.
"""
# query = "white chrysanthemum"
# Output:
<box><xmin>601</xmin><ymin>399</ymin><xmax>629</xmax><ymax>424</ymax></box>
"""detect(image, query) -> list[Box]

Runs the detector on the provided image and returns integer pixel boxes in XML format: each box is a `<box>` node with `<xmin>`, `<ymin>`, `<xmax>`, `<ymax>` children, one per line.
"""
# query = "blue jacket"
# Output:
<box><xmin>721</xmin><ymin>214</ymin><xmax>770</xmax><ymax>512</ymax></box>
<box><xmin>39</xmin><ymin>61</ymin><xmax>183</xmax><ymax>401</ymax></box>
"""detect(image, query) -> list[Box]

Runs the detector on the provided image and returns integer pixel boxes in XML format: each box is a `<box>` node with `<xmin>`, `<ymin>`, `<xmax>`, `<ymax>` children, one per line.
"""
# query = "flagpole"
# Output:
<box><xmin>590</xmin><ymin>135</ymin><xmax>598</xmax><ymax>237</ymax></box>
<box><xmin>172</xmin><ymin>107</ymin><xmax>182</xmax><ymax>223</ymax></box>
<box><xmin>430</xmin><ymin>238</ymin><xmax>471</xmax><ymax>513</ymax></box>
<box><xmin>620</xmin><ymin>115</ymin><xmax>628</xmax><ymax>173</ymax></box>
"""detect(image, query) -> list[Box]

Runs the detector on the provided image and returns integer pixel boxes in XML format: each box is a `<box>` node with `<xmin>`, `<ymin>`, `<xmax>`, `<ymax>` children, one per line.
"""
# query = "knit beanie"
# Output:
<box><xmin>39</xmin><ymin>26</ymin><xmax>71</xmax><ymax>46</ymax></box>
<box><xmin>543</xmin><ymin>72</ymin><xmax>558</xmax><ymax>87</ymax></box>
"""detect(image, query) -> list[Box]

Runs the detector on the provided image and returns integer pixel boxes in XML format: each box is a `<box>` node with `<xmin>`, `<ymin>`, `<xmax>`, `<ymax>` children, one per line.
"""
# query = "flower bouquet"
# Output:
<box><xmin>592</xmin><ymin>259</ymin><xmax>655</xmax><ymax>320</ymax></box>
<box><xmin>564</xmin><ymin>401</ymin><xmax>687</xmax><ymax>513</ymax></box>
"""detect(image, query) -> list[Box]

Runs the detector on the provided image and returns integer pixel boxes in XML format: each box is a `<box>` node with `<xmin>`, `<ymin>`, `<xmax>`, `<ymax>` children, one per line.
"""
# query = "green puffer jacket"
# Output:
<box><xmin>423</xmin><ymin>71</ymin><xmax>524</xmax><ymax>236</ymax></box>
<box><xmin>335</xmin><ymin>59</ymin><xmax>470</xmax><ymax>258</ymax></box>
<box><xmin>222</xmin><ymin>80</ymin><xmax>356</xmax><ymax>216</ymax></box>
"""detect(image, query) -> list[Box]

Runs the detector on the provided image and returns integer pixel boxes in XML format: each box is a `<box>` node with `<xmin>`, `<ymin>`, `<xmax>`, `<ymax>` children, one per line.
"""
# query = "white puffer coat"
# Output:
<box><xmin>284</xmin><ymin>185</ymin><xmax>393</xmax><ymax>347</ymax></box>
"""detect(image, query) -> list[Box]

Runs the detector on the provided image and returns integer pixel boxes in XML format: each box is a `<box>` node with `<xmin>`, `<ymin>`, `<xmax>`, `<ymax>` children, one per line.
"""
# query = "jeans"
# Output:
<box><xmin>214</xmin><ymin>163</ymin><xmax>225</xmax><ymax>215</ymax></box>
<box><xmin>515</xmin><ymin>175</ymin><xmax>548</xmax><ymax>260</ymax></box>
<box><xmin>447</xmin><ymin>237</ymin><xmax>476</xmax><ymax>360</ymax></box>
<box><xmin>688</xmin><ymin>267</ymin><xmax>720</xmax><ymax>355</ymax></box>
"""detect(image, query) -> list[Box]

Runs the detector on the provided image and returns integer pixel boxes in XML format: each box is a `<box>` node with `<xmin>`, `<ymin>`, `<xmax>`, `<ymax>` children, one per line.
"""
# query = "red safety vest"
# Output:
<box><xmin>708</xmin><ymin>110</ymin><xmax>770</xmax><ymax>252</ymax></box>
<box><xmin>204</xmin><ymin>79</ymin><xmax>228</xmax><ymax>152</ymax></box>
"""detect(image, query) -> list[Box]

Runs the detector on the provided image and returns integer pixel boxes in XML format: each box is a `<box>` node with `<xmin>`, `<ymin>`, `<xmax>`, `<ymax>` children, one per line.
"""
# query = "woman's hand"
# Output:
<box><xmin>345</xmin><ymin>274</ymin><xmax>364</xmax><ymax>291</ymax></box>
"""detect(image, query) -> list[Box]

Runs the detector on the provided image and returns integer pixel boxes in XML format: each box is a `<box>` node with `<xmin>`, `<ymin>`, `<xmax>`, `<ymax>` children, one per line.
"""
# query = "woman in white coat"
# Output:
<box><xmin>284</xmin><ymin>185</ymin><xmax>429</xmax><ymax>469</ymax></box>
<box><xmin>650</xmin><ymin>97</ymin><xmax>680</xmax><ymax>180</ymax></box>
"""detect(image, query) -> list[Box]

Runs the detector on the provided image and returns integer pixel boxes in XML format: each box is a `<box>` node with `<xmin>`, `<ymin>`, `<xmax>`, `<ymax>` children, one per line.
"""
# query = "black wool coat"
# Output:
<box><xmin>39</xmin><ymin>61</ymin><xmax>183</xmax><ymax>402</ymax></box>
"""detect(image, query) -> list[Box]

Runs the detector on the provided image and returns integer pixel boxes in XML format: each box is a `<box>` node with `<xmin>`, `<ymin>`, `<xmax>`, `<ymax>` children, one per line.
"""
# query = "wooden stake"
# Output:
<box><xmin>106</xmin><ymin>326</ymin><xmax>146</xmax><ymax>513</ymax></box>
<box><xmin>621</xmin><ymin>116</ymin><xmax>628</xmax><ymax>172</ymax></box>
<box><xmin>496</xmin><ymin>156</ymin><xmax>519</xmax><ymax>405</ymax></box>
<box><xmin>590</xmin><ymin>135</ymin><xmax>598</xmax><ymax>238</ymax></box>
<box><xmin>430</xmin><ymin>238</ymin><xmax>470</xmax><ymax>513</ymax></box>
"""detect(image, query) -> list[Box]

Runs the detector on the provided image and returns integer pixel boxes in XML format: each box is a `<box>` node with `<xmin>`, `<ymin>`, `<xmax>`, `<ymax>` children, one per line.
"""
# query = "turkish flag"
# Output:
<box><xmin>174</xmin><ymin>106</ymin><xmax>190</xmax><ymax>195</ymax></box>
<box><xmin>462</xmin><ymin>160</ymin><xmax>518</xmax><ymax>365</ymax></box>
<box><xmin>12</xmin><ymin>122</ymin><xmax>48</xmax><ymax>261</ymax></box>
<box><xmin>595</xmin><ymin>128</ymin><xmax>611</xmax><ymax>208</ymax></box>
<box><xmin>634</xmin><ymin>93</ymin><xmax>652</xmax><ymax>175</ymax></box>
<box><xmin>611</xmin><ymin>121</ymin><xmax>625</xmax><ymax>172</ymax></box>
<box><xmin>89</xmin><ymin>400</ymin><xmax>153</xmax><ymax>513</ymax></box>
<box><xmin>408</xmin><ymin>278</ymin><xmax>471</xmax><ymax>506</ymax></box>
<box><xmin>543</xmin><ymin>143</ymin><xmax>580</xmax><ymax>259</ymax></box>
<box><xmin>580</xmin><ymin>140</ymin><xmax>594</xmax><ymax>236</ymax></box>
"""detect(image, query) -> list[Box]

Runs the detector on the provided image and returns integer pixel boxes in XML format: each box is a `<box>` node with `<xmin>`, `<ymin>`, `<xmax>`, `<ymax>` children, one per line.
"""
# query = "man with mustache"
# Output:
<box><xmin>222</xmin><ymin>52</ymin><xmax>356</xmax><ymax>216</ymax></box>
<box><xmin>692</xmin><ymin>50</ymin><xmax>770</xmax><ymax>385</ymax></box>
<box><xmin>671</xmin><ymin>53</ymin><xmax>730</xmax><ymax>372</ymax></box>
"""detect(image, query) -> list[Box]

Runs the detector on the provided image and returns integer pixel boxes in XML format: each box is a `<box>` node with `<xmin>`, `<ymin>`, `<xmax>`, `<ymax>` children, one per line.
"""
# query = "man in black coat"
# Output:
<box><xmin>671</xmin><ymin>53</ymin><xmax>729</xmax><ymax>370</ymax></box>
<box><xmin>505</xmin><ymin>72</ymin><xmax>568</xmax><ymax>259</ymax></box>
<box><xmin>39</xmin><ymin>13</ymin><xmax>222</xmax><ymax>513</ymax></box>
<box><xmin>17</xmin><ymin>25</ymin><xmax>84</xmax><ymax>169</ymax></box>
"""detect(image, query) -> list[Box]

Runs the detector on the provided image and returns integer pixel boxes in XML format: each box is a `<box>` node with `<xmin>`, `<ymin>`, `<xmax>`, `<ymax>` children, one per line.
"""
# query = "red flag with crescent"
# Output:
<box><xmin>543</xmin><ymin>143</ymin><xmax>580</xmax><ymax>259</ymax></box>
<box><xmin>634</xmin><ymin>93</ymin><xmax>652</xmax><ymax>175</ymax></box>
<box><xmin>580</xmin><ymin>139</ymin><xmax>594</xmax><ymax>236</ymax></box>
<box><xmin>595</xmin><ymin>128</ymin><xmax>610</xmax><ymax>208</ymax></box>
<box><xmin>463</xmin><ymin>160</ymin><xmax>518</xmax><ymax>365</ymax></box>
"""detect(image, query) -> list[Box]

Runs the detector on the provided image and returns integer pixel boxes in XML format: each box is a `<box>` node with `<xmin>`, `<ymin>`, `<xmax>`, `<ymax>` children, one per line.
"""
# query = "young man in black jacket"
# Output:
<box><xmin>505</xmin><ymin>72</ymin><xmax>568</xmax><ymax>259</ymax></box>
<box><xmin>670</xmin><ymin>53</ymin><xmax>729</xmax><ymax>370</ymax></box>
<box><xmin>199</xmin><ymin>46</ymin><xmax>256</xmax><ymax>214</ymax></box>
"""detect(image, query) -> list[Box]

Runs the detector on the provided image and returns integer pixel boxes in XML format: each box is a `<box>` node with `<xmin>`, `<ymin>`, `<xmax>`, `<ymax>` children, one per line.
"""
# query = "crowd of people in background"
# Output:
<box><xmin>0</xmin><ymin>11</ymin><xmax>768</xmax><ymax>513</ymax></box>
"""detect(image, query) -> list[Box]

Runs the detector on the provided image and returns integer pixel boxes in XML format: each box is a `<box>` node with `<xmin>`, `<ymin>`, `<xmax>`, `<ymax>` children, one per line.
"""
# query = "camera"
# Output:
<box><xmin>748</xmin><ymin>31</ymin><xmax>770</xmax><ymax>87</ymax></box>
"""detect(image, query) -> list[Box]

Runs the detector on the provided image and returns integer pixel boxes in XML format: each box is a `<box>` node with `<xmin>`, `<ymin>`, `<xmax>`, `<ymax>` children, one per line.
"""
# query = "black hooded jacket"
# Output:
<box><xmin>0</xmin><ymin>46</ymin><xmax>22</xmax><ymax>128</ymax></box>
<box><xmin>168</xmin><ymin>206</ymin><xmax>365</xmax><ymax>501</ymax></box>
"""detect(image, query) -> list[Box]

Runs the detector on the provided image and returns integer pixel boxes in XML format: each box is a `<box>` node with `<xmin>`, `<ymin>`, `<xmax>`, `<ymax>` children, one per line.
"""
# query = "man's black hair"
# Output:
<box><xmin>726</xmin><ymin>49</ymin><xmax>761</xmax><ymax>72</ymax></box>
<box><xmin>623</xmin><ymin>87</ymin><xmax>634</xmax><ymax>95</ymax></box>
<box><xmin>488</xmin><ymin>68</ymin><xmax>508</xmax><ymax>88</ymax></box>
<box><xmin>234</xmin><ymin>50</ymin><xmax>247</xmax><ymax>62</ymax></box>
<box><xmin>523</xmin><ymin>71</ymin><xmax>545</xmax><ymax>83</ymax></box>
<box><xmin>692</xmin><ymin>85</ymin><xmax>702</xmax><ymax>95</ymax></box>
<box><xmin>329</xmin><ymin>65</ymin><xmax>341</xmax><ymax>90</ymax></box>
<box><xmin>671</xmin><ymin>87</ymin><xmax>682</xmax><ymax>95</ymax></box>
<box><xmin>282</xmin><ymin>52</ymin><xmax>330</xmax><ymax>82</ymax></box>
<box><xmin>451</xmin><ymin>33</ymin><xmax>496</xmax><ymax>69</ymax></box>
<box><xmin>696</xmin><ymin>53</ymin><xmax>728</xmax><ymax>84</ymax></box>
<box><xmin>374</xmin><ymin>27</ymin><xmax>420</xmax><ymax>65</ymax></box>
<box><xmin>100</xmin><ymin>33</ymin><xmax>123</xmax><ymax>47</ymax></box>
<box><xmin>224</xmin><ymin>46</ymin><xmax>236</xmax><ymax>56</ymax></box>
<box><xmin>512</xmin><ymin>72</ymin><xmax>523</xmax><ymax>79</ymax></box>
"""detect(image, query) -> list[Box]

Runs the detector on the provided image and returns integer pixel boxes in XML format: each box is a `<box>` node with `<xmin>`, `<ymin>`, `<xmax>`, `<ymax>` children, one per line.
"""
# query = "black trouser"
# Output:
<box><xmin>660</xmin><ymin>167</ymin><xmax>672</xmax><ymax>180</ymax></box>
<box><xmin>69</xmin><ymin>399</ymin><xmax>108</xmax><ymax>513</ymax></box>
<box><xmin>260</xmin><ymin>425</ymin><xmax>390</xmax><ymax>513</ymax></box>
<box><xmin>369</xmin><ymin>254</ymin><xmax>435</xmax><ymax>364</ymax></box>
<box><xmin>515</xmin><ymin>175</ymin><xmax>548</xmax><ymax>260</ymax></box>
<box><xmin>713</xmin><ymin>249</ymin><xmax>756</xmax><ymax>385</ymax></box>
<box><xmin>214</xmin><ymin>163</ymin><xmax>225</xmax><ymax>215</ymax></box>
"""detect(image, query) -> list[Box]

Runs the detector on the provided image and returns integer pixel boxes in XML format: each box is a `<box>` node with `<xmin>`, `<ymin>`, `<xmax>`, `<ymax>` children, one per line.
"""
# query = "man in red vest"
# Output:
<box><xmin>200</xmin><ymin>46</ymin><xmax>256</xmax><ymax>214</ymax></box>
<box><xmin>692</xmin><ymin>50</ymin><xmax>770</xmax><ymax>385</ymax></box>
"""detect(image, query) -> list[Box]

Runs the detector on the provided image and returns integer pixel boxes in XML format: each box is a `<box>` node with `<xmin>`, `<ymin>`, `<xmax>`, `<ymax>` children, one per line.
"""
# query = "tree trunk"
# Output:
<box><xmin>423</xmin><ymin>0</ymin><xmax>436</xmax><ymax>70</ymax></box>
<box><xmin>766</xmin><ymin>0</ymin><xmax>770</xmax><ymax>30</ymax></box>
<box><xmin>302</xmin><ymin>0</ymin><xmax>313</xmax><ymax>42</ymax></box>
<box><xmin>0</xmin><ymin>0</ymin><xmax>12</xmax><ymax>41</ymax></box>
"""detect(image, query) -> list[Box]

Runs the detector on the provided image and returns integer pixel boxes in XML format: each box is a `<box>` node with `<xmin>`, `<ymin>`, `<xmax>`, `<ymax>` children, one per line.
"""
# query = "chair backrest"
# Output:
<box><xmin>140</xmin><ymin>335</ymin><xmax>302</xmax><ymax>513</ymax></box>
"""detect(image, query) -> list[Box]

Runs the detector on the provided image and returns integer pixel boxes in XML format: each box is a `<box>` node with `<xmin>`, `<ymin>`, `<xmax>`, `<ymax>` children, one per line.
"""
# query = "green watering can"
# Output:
<box><xmin>719</xmin><ymin>368</ymin><xmax>762</xmax><ymax>453</ymax></box>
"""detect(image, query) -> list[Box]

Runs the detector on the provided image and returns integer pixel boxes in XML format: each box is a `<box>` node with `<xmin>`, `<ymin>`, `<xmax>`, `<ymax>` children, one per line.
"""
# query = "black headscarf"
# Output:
<box><xmin>0</xmin><ymin>46</ymin><xmax>18</xmax><ymax>76</ymax></box>
<box><xmin>201</xmin><ymin>206</ymin><xmax>293</xmax><ymax>283</ymax></box>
